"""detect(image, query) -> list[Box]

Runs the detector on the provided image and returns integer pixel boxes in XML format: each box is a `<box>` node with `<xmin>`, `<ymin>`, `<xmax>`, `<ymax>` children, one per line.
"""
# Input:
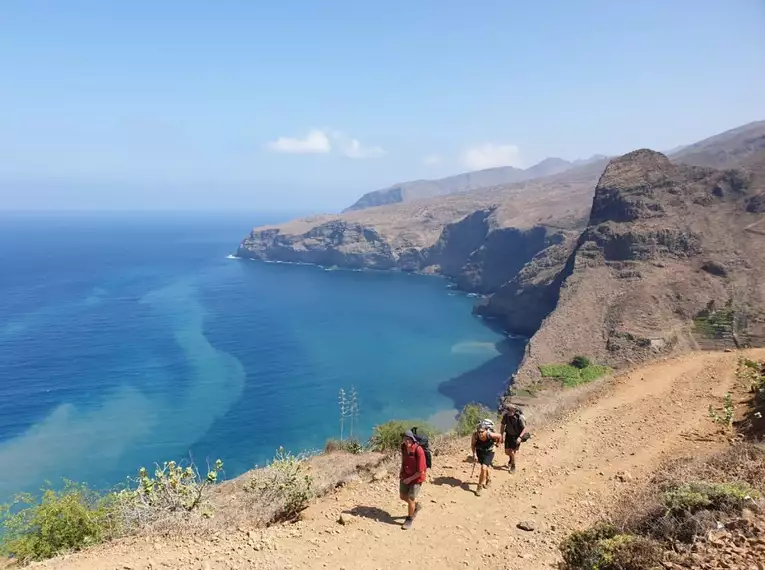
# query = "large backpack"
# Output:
<box><xmin>503</xmin><ymin>409</ymin><xmax>526</xmax><ymax>437</ymax></box>
<box><xmin>411</xmin><ymin>426</ymin><xmax>433</xmax><ymax>469</ymax></box>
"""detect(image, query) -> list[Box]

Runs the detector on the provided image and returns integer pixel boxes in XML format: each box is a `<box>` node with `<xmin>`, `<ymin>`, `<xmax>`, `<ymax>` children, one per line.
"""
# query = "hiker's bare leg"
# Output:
<box><xmin>406</xmin><ymin>496</ymin><xmax>416</xmax><ymax>518</ymax></box>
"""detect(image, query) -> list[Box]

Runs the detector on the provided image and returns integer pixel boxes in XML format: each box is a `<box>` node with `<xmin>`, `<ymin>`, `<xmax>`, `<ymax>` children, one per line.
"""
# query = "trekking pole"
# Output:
<box><xmin>470</xmin><ymin>455</ymin><xmax>476</xmax><ymax>478</ymax></box>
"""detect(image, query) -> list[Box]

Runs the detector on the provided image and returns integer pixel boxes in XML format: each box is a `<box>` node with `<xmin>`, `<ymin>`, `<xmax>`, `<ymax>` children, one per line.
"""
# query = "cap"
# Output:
<box><xmin>402</xmin><ymin>430</ymin><xmax>416</xmax><ymax>441</ymax></box>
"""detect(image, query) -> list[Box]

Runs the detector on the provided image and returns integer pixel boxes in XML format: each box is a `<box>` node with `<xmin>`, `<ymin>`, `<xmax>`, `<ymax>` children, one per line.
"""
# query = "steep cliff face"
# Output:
<box><xmin>237</xmin><ymin>162</ymin><xmax>602</xmax><ymax>293</ymax></box>
<box><xmin>237</xmin><ymin>207</ymin><xmax>572</xmax><ymax>301</ymax></box>
<box><xmin>237</xmin><ymin>221</ymin><xmax>399</xmax><ymax>270</ymax></box>
<box><xmin>421</xmin><ymin>209</ymin><xmax>494</xmax><ymax>278</ymax></box>
<box><xmin>473</xmin><ymin>232</ymin><xmax>578</xmax><ymax>337</ymax></box>
<box><xmin>418</xmin><ymin>209</ymin><xmax>565</xmax><ymax>294</ymax></box>
<box><xmin>456</xmin><ymin>225</ymin><xmax>550</xmax><ymax>293</ymax></box>
<box><xmin>510</xmin><ymin>149</ymin><xmax>765</xmax><ymax>383</ymax></box>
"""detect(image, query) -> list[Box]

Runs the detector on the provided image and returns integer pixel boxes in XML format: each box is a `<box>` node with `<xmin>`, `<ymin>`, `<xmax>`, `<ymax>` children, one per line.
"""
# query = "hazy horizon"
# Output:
<box><xmin>1</xmin><ymin>0</ymin><xmax>764</xmax><ymax>211</ymax></box>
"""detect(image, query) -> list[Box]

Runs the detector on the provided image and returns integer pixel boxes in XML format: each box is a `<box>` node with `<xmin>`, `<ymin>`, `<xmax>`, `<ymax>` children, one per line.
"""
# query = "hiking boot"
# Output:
<box><xmin>413</xmin><ymin>503</ymin><xmax>422</xmax><ymax>518</ymax></box>
<box><xmin>510</xmin><ymin>464</ymin><xmax>517</xmax><ymax>474</ymax></box>
<box><xmin>475</xmin><ymin>486</ymin><xmax>483</xmax><ymax>497</ymax></box>
<box><xmin>485</xmin><ymin>478</ymin><xmax>491</xmax><ymax>488</ymax></box>
<box><xmin>401</xmin><ymin>517</ymin><xmax>413</xmax><ymax>530</ymax></box>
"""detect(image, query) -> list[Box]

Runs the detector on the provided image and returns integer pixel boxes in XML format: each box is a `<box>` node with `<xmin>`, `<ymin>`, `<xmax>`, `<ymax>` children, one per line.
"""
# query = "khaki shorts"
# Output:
<box><xmin>400</xmin><ymin>481</ymin><xmax>421</xmax><ymax>500</ymax></box>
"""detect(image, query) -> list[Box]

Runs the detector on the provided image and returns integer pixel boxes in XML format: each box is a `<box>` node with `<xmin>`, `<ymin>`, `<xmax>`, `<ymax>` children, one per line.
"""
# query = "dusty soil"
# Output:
<box><xmin>34</xmin><ymin>349</ymin><xmax>765</xmax><ymax>570</ymax></box>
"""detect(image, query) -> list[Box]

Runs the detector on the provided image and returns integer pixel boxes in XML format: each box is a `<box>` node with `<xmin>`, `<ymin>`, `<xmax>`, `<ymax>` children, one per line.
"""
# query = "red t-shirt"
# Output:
<box><xmin>400</xmin><ymin>444</ymin><xmax>427</xmax><ymax>483</ymax></box>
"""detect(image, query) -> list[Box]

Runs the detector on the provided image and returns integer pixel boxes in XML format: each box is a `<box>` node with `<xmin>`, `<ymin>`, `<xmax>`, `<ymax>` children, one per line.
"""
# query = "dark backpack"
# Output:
<box><xmin>503</xmin><ymin>411</ymin><xmax>525</xmax><ymax>437</ymax></box>
<box><xmin>411</xmin><ymin>426</ymin><xmax>432</xmax><ymax>469</ymax></box>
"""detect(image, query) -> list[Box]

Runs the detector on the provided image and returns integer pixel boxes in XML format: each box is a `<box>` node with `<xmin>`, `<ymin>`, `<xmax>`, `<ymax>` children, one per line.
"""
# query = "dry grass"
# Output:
<box><xmin>512</xmin><ymin>370</ymin><xmax>617</xmax><ymax>431</ymax></box>
<box><xmin>606</xmin><ymin>443</ymin><xmax>765</xmax><ymax>545</ymax></box>
<box><xmin>209</xmin><ymin>450</ymin><xmax>387</xmax><ymax>530</ymax></box>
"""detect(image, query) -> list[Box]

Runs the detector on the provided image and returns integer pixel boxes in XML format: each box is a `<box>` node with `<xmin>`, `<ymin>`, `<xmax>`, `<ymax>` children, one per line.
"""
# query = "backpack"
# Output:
<box><xmin>411</xmin><ymin>426</ymin><xmax>433</xmax><ymax>469</ymax></box>
<box><xmin>503</xmin><ymin>410</ymin><xmax>526</xmax><ymax>437</ymax></box>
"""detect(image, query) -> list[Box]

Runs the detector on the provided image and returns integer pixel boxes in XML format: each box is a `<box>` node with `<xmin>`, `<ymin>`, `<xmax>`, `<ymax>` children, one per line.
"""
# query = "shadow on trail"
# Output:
<box><xmin>431</xmin><ymin>475</ymin><xmax>473</xmax><ymax>493</ymax></box>
<box><xmin>438</xmin><ymin>338</ymin><xmax>526</xmax><ymax>410</ymax></box>
<box><xmin>345</xmin><ymin>506</ymin><xmax>404</xmax><ymax>526</ymax></box>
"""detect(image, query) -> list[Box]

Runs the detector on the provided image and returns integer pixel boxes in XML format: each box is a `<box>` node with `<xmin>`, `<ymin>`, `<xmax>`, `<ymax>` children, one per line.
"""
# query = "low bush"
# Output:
<box><xmin>114</xmin><ymin>458</ymin><xmax>223</xmax><ymax>532</ymax></box>
<box><xmin>0</xmin><ymin>482</ymin><xmax>118</xmax><ymax>564</ymax></box>
<box><xmin>571</xmin><ymin>355</ymin><xmax>591</xmax><ymax>370</ymax></box>
<box><xmin>0</xmin><ymin>457</ymin><xmax>225</xmax><ymax>564</ymax></box>
<box><xmin>739</xmin><ymin>358</ymin><xmax>765</xmax><ymax>401</ymax></box>
<box><xmin>539</xmin><ymin>363</ymin><xmax>612</xmax><ymax>387</ymax></box>
<box><xmin>324</xmin><ymin>438</ymin><xmax>364</xmax><ymax>454</ymax></box>
<box><xmin>559</xmin><ymin>524</ymin><xmax>663</xmax><ymax>570</ymax></box>
<box><xmin>369</xmin><ymin>420</ymin><xmax>437</xmax><ymax>454</ymax></box>
<box><xmin>246</xmin><ymin>447</ymin><xmax>313</xmax><ymax>523</ymax></box>
<box><xmin>455</xmin><ymin>403</ymin><xmax>496</xmax><ymax>436</ymax></box>
<box><xmin>707</xmin><ymin>392</ymin><xmax>734</xmax><ymax>427</ymax></box>
<box><xmin>661</xmin><ymin>481</ymin><xmax>759</xmax><ymax>515</ymax></box>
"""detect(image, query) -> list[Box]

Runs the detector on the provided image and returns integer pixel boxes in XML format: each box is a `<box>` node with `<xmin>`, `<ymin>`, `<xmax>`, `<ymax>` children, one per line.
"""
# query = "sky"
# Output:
<box><xmin>0</xmin><ymin>0</ymin><xmax>764</xmax><ymax>211</ymax></box>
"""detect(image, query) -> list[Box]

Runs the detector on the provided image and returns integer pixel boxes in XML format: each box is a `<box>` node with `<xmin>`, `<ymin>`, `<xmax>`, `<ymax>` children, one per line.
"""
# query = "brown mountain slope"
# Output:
<box><xmin>342</xmin><ymin>155</ymin><xmax>600</xmax><ymax>212</ymax></box>
<box><xmin>670</xmin><ymin>120</ymin><xmax>765</xmax><ymax>171</ymax></box>
<box><xmin>512</xmin><ymin>149</ymin><xmax>765</xmax><ymax>383</ymax></box>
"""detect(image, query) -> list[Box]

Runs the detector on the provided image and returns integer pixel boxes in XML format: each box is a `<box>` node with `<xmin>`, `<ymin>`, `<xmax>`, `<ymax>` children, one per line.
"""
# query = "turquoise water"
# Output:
<box><xmin>0</xmin><ymin>211</ymin><xmax>523</xmax><ymax>500</ymax></box>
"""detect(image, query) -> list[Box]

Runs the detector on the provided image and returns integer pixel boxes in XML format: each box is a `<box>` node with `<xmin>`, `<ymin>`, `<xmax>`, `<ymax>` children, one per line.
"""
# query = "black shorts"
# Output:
<box><xmin>505</xmin><ymin>437</ymin><xmax>521</xmax><ymax>451</ymax></box>
<box><xmin>476</xmin><ymin>449</ymin><xmax>495</xmax><ymax>466</ymax></box>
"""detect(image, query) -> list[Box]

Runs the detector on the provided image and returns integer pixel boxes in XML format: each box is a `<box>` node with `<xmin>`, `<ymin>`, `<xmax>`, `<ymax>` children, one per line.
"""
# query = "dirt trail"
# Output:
<box><xmin>38</xmin><ymin>349</ymin><xmax>765</xmax><ymax>570</ymax></box>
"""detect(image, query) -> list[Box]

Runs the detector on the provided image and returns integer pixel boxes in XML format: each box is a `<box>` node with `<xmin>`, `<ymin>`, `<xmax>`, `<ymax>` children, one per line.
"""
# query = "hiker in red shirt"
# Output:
<box><xmin>399</xmin><ymin>430</ymin><xmax>427</xmax><ymax>530</ymax></box>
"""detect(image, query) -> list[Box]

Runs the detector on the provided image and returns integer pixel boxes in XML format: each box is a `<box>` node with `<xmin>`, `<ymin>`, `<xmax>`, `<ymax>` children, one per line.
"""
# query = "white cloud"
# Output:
<box><xmin>267</xmin><ymin>129</ymin><xmax>331</xmax><ymax>154</ymax></box>
<box><xmin>423</xmin><ymin>154</ymin><xmax>442</xmax><ymax>166</ymax></box>
<box><xmin>461</xmin><ymin>143</ymin><xmax>522</xmax><ymax>170</ymax></box>
<box><xmin>341</xmin><ymin>138</ymin><xmax>386</xmax><ymax>159</ymax></box>
<box><xmin>266</xmin><ymin>129</ymin><xmax>385</xmax><ymax>159</ymax></box>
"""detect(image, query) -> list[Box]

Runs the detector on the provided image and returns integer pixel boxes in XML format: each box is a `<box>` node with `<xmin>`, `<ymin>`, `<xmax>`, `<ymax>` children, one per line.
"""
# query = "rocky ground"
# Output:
<box><xmin>32</xmin><ymin>349</ymin><xmax>765</xmax><ymax>570</ymax></box>
<box><xmin>666</xmin><ymin>508</ymin><xmax>765</xmax><ymax>570</ymax></box>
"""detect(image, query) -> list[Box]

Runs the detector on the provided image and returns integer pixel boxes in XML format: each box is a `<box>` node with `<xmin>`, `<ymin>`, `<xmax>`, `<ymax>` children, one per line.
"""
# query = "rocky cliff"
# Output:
<box><xmin>238</xmin><ymin>160</ymin><xmax>605</xmax><ymax>299</ymax></box>
<box><xmin>508</xmin><ymin>148</ymin><xmax>765</xmax><ymax>383</ymax></box>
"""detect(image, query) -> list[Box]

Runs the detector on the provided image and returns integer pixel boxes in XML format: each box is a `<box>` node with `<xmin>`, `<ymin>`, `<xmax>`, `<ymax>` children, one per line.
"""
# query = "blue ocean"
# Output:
<box><xmin>0</xmin><ymin>211</ymin><xmax>524</xmax><ymax>500</ymax></box>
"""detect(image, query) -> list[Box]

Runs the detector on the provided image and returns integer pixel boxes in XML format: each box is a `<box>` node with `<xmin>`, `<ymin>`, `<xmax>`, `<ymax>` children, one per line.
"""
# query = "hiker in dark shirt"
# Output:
<box><xmin>470</xmin><ymin>420</ymin><xmax>502</xmax><ymax>496</ymax></box>
<box><xmin>399</xmin><ymin>430</ymin><xmax>427</xmax><ymax>530</ymax></box>
<box><xmin>500</xmin><ymin>404</ymin><xmax>529</xmax><ymax>473</ymax></box>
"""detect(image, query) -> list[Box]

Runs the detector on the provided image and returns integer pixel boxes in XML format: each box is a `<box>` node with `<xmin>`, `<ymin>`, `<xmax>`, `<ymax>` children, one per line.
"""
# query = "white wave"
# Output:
<box><xmin>262</xmin><ymin>259</ymin><xmax>313</xmax><ymax>267</ymax></box>
<box><xmin>226</xmin><ymin>254</ymin><xmax>240</xmax><ymax>260</ymax></box>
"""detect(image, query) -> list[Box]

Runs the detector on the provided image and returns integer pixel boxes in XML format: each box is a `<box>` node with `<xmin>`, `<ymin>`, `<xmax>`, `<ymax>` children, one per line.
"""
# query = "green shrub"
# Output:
<box><xmin>247</xmin><ymin>447</ymin><xmax>313</xmax><ymax>523</ymax></box>
<box><xmin>560</xmin><ymin>523</ymin><xmax>619</xmax><ymax>568</ymax></box>
<box><xmin>0</xmin><ymin>482</ymin><xmax>118</xmax><ymax>563</ymax></box>
<box><xmin>369</xmin><ymin>420</ymin><xmax>437</xmax><ymax>453</ymax></box>
<box><xmin>571</xmin><ymin>355</ymin><xmax>591</xmax><ymax>369</ymax></box>
<box><xmin>739</xmin><ymin>358</ymin><xmax>765</xmax><ymax>403</ymax></box>
<box><xmin>324</xmin><ymin>437</ymin><xmax>363</xmax><ymax>454</ymax></box>
<box><xmin>707</xmin><ymin>393</ymin><xmax>734</xmax><ymax>427</ymax></box>
<box><xmin>560</xmin><ymin>524</ymin><xmax>662</xmax><ymax>570</ymax></box>
<box><xmin>661</xmin><ymin>481</ymin><xmax>759</xmax><ymax>515</ymax></box>
<box><xmin>539</xmin><ymin>363</ymin><xmax>612</xmax><ymax>387</ymax></box>
<box><xmin>455</xmin><ymin>403</ymin><xmax>496</xmax><ymax>436</ymax></box>
<box><xmin>693</xmin><ymin>304</ymin><xmax>735</xmax><ymax>339</ymax></box>
<box><xmin>123</xmin><ymin>459</ymin><xmax>223</xmax><ymax>514</ymax></box>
